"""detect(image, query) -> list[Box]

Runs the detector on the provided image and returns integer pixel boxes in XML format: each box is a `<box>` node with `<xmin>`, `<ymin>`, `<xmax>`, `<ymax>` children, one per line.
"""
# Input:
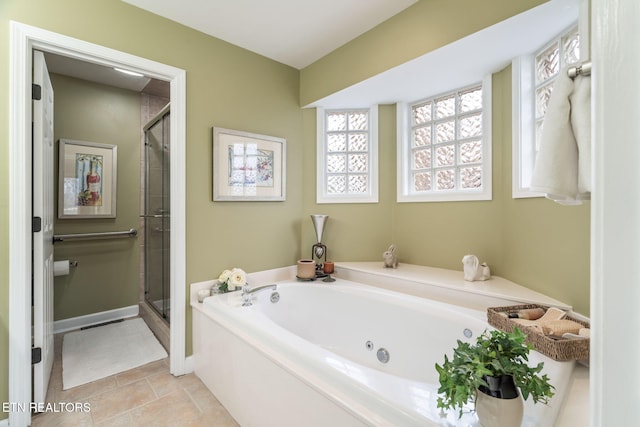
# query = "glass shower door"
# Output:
<box><xmin>144</xmin><ymin>111</ymin><xmax>170</xmax><ymax>322</ymax></box>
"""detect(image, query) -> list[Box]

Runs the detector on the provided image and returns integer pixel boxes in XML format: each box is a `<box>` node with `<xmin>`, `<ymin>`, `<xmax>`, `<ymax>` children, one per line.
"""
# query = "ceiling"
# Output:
<box><xmin>45</xmin><ymin>0</ymin><xmax>416</xmax><ymax>95</ymax></box>
<box><xmin>121</xmin><ymin>0</ymin><xmax>418</xmax><ymax>69</ymax></box>
<box><xmin>44</xmin><ymin>51</ymin><xmax>171</xmax><ymax>97</ymax></box>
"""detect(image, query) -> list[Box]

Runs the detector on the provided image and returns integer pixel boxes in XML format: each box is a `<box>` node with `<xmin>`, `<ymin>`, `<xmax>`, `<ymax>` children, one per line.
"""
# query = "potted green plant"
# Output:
<box><xmin>435</xmin><ymin>327</ymin><xmax>554</xmax><ymax>427</ymax></box>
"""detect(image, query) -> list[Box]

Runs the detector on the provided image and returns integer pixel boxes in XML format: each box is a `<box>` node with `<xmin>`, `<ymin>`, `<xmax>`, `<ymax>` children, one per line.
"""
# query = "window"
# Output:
<box><xmin>316</xmin><ymin>107</ymin><xmax>378</xmax><ymax>203</ymax></box>
<box><xmin>397</xmin><ymin>76</ymin><xmax>492</xmax><ymax>202</ymax></box>
<box><xmin>512</xmin><ymin>25</ymin><xmax>581</xmax><ymax>198</ymax></box>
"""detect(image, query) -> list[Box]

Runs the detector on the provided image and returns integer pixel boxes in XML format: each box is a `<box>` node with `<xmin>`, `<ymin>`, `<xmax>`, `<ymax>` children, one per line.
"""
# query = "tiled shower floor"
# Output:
<box><xmin>31</xmin><ymin>332</ymin><xmax>239</xmax><ymax>426</ymax></box>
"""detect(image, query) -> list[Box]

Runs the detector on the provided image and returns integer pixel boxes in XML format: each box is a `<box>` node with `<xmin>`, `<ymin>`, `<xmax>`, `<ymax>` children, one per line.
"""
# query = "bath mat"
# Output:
<box><xmin>62</xmin><ymin>317</ymin><xmax>168</xmax><ymax>390</ymax></box>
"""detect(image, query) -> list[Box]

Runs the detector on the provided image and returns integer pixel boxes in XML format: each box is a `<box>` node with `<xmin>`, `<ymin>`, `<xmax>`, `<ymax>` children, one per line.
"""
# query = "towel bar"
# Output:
<box><xmin>53</xmin><ymin>228</ymin><xmax>138</xmax><ymax>243</ymax></box>
<box><xmin>568</xmin><ymin>62</ymin><xmax>591</xmax><ymax>79</ymax></box>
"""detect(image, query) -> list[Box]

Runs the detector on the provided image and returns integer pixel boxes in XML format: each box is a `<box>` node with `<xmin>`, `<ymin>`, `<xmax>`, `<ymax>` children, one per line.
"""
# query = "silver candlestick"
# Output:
<box><xmin>310</xmin><ymin>214</ymin><xmax>328</xmax><ymax>273</ymax></box>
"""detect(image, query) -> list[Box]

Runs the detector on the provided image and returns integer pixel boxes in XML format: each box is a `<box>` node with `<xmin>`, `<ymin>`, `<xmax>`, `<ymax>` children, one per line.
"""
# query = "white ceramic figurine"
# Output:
<box><xmin>462</xmin><ymin>254</ymin><xmax>491</xmax><ymax>281</ymax></box>
<box><xmin>383</xmin><ymin>244</ymin><xmax>399</xmax><ymax>269</ymax></box>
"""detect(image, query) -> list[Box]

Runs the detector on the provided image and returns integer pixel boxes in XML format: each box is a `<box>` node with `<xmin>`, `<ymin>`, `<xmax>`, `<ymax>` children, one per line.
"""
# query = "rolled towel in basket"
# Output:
<box><xmin>510</xmin><ymin>307</ymin><xmax>567</xmax><ymax>333</ymax></box>
<box><xmin>540</xmin><ymin>319</ymin><xmax>584</xmax><ymax>336</ymax></box>
<box><xmin>537</xmin><ymin>307</ymin><xmax>567</xmax><ymax>322</ymax></box>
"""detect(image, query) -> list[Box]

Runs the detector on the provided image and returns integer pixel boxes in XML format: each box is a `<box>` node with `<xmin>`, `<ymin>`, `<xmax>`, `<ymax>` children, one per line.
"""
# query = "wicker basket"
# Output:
<box><xmin>487</xmin><ymin>304</ymin><xmax>590</xmax><ymax>361</ymax></box>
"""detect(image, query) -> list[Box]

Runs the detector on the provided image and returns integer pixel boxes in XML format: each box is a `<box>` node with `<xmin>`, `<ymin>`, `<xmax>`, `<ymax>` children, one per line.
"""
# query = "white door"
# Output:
<box><xmin>32</xmin><ymin>49</ymin><xmax>55</xmax><ymax>404</ymax></box>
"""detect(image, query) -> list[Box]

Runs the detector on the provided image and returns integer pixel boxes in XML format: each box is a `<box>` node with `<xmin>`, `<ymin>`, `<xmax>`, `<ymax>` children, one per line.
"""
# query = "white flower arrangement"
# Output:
<box><xmin>217</xmin><ymin>267</ymin><xmax>247</xmax><ymax>292</ymax></box>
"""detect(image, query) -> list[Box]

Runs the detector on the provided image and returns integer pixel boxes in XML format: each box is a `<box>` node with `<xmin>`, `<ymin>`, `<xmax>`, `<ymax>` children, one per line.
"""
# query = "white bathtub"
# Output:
<box><xmin>192</xmin><ymin>269</ymin><xmax>578</xmax><ymax>427</ymax></box>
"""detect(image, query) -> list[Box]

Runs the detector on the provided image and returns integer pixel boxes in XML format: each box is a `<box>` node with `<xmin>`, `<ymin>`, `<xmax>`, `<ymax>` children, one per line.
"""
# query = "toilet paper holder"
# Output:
<box><xmin>56</xmin><ymin>260</ymin><xmax>79</xmax><ymax>268</ymax></box>
<box><xmin>53</xmin><ymin>259</ymin><xmax>79</xmax><ymax>277</ymax></box>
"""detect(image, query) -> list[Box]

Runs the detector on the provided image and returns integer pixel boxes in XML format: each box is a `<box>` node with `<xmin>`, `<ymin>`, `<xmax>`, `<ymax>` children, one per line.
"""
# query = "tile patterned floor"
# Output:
<box><xmin>31</xmin><ymin>333</ymin><xmax>239</xmax><ymax>426</ymax></box>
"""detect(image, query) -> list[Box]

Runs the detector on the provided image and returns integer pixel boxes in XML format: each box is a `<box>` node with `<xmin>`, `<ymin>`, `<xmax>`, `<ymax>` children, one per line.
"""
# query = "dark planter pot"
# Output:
<box><xmin>479</xmin><ymin>374</ymin><xmax>520</xmax><ymax>399</ymax></box>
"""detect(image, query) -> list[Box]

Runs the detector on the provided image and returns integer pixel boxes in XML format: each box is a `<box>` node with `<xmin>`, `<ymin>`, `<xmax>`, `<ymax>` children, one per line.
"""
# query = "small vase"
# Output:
<box><xmin>475</xmin><ymin>375</ymin><xmax>523</xmax><ymax>427</ymax></box>
<box><xmin>297</xmin><ymin>259</ymin><xmax>316</xmax><ymax>279</ymax></box>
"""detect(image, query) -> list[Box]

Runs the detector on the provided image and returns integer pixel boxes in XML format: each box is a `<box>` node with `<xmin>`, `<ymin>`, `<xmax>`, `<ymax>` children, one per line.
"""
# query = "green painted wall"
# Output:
<box><xmin>301</xmin><ymin>72</ymin><xmax>589</xmax><ymax>316</ymax></box>
<box><xmin>51</xmin><ymin>74</ymin><xmax>141</xmax><ymax>321</ymax></box>
<box><xmin>300</xmin><ymin>3</ymin><xmax>590</xmax><ymax>317</ymax></box>
<box><xmin>1</xmin><ymin>0</ymin><xmax>302</xmax><ymax>416</ymax></box>
<box><xmin>300</xmin><ymin>0</ymin><xmax>590</xmax><ymax>315</ymax></box>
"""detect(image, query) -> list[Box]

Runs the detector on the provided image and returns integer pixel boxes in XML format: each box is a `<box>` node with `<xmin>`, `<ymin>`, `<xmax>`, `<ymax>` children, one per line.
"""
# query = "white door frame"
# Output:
<box><xmin>8</xmin><ymin>21</ymin><xmax>187</xmax><ymax>427</ymax></box>
<box><xmin>590</xmin><ymin>0</ymin><xmax>640</xmax><ymax>425</ymax></box>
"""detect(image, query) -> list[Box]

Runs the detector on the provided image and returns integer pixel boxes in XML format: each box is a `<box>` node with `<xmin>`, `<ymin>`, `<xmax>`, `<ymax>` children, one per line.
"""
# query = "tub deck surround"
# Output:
<box><xmin>333</xmin><ymin>262</ymin><xmax>574</xmax><ymax>313</ymax></box>
<box><xmin>191</xmin><ymin>270</ymin><xmax>581</xmax><ymax>427</ymax></box>
<box><xmin>189</xmin><ymin>266</ymin><xmax>297</xmax><ymax>302</ymax></box>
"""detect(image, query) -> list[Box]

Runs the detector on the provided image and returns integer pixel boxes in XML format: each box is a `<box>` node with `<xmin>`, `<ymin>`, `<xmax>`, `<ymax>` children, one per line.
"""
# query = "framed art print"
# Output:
<box><xmin>213</xmin><ymin>127</ymin><xmax>286</xmax><ymax>201</ymax></box>
<box><xmin>58</xmin><ymin>139</ymin><xmax>117</xmax><ymax>218</ymax></box>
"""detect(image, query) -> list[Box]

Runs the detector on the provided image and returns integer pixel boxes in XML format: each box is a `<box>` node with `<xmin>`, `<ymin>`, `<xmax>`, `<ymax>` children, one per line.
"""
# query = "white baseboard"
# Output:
<box><xmin>53</xmin><ymin>305</ymin><xmax>139</xmax><ymax>334</ymax></box>
<box><xmin>183</xmin><ymin>355</ymin><xmax>194</xmax><ymax>374</ymax></box>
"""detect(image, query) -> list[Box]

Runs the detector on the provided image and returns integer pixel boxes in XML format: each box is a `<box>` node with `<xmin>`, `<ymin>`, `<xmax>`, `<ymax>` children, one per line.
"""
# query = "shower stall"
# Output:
<box><xmin>142</xmin><ymin>105</ymin><xmax>170</xmax><ymax>323</ymax></box>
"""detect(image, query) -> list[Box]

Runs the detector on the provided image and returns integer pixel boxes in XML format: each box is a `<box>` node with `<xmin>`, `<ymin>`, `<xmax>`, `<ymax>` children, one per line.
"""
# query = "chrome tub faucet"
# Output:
<box><xmin>241</xmin><ymin>284</ymin><xmax>278</xmax><ymax>307</ymax></box>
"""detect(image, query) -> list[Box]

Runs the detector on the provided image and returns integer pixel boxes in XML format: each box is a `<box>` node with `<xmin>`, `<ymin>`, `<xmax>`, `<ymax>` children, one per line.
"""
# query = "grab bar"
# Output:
<box><xmin>53</xmin><ymin>228</ymin><xmax>138</xmax><ymax>243</ymax></box>
<box><xmin>568</xmin><ymin>61</ymin><xmax>591</xmax><ymax>79</ymax></box>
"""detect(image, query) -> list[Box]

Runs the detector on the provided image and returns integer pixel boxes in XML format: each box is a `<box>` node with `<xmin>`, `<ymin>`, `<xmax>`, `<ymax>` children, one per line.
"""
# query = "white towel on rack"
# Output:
<box><xmin>531</xmin><ymin>66</ymin><xmax>591</xmax><ymax>205</ymax></box>
<box><xmin>572</xmin><ymin>73</ymin><xmax>591</xmax><ymax>194</ymax></box>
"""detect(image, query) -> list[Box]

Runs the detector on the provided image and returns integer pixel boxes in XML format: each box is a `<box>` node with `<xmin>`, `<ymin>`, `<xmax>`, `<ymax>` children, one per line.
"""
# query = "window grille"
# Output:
<box><xmin>317</xmin><ymin>107</ymin><xmax>378</xmax><ymax>203</ymax></box>
<box><xmin>398</xmin><ymin>77</ymin><xmax>491</xmax><ymax>203</ymax></box>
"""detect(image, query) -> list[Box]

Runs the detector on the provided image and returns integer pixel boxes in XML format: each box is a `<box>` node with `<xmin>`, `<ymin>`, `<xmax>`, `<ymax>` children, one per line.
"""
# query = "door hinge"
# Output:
<box><xmin>33</xmin><ymin>216</ymin><xmax>42</xmax><ymax>232</ymax></box>
<box><xmin>32</xmin><ymin>84</ymin><xmax>42</xmax><ymax>101</ymax></box>
<box><xmin>32</xmin><ymin>347</ymin><xmax>42</xmax><ymax>365</ymax></box>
